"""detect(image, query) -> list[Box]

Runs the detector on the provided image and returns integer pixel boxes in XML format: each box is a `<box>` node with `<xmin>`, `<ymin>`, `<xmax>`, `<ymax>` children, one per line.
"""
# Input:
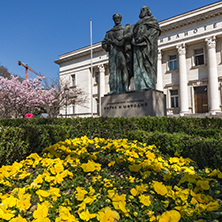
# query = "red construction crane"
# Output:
<box><xmin>18</xmin><ymin>61</ymin><xmax>42</xmax><ymax>80</ymax></box>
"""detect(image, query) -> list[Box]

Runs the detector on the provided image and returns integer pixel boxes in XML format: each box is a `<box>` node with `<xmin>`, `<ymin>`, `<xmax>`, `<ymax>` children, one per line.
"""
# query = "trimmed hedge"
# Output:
<box><xmin>23</xmin><ymin>125</ymin><xmax>70</xmax><ymax>154</ymax></box>
<box><xmin>127</xmin><ymin>130</ymin><xmax>222</xmax><ymax>170</ymax></box>
<box><xmin>0</xmin><ymin>126</ymin><xmax>29</xmax><ymax>166</ymax></box>
<box><xmin>0</xmin><ymin>117</ymin><xmax>222</xmax><ymax>169</ymax></box>
<box><xmin>1</xmin><ymin>116</ymin><xmax>222</xmax><ymax>133</ymax></box>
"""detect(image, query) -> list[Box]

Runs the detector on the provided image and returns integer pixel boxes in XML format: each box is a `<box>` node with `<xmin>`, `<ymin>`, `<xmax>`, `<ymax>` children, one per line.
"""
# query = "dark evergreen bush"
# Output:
<box><xmin>0</xmin><ymin>116</ymin><xmax>222</xmax><ymax>168</ymax></box>
<box><xmin>0</xmin><ymin>127</ymin><xmax>29</xmax><ymax>166</ymax></box>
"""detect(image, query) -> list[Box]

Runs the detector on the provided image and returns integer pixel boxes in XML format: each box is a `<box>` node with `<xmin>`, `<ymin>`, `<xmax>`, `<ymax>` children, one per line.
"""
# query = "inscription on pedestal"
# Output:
<box><xmin>104</xmin><ymin>99</ymin><xmax>148</xmax><ymax>110</ymax></box>
<box><xmin>101</xmin><ymin>90</ymin><xmax>166</xmax><ymax>117</ymax></box>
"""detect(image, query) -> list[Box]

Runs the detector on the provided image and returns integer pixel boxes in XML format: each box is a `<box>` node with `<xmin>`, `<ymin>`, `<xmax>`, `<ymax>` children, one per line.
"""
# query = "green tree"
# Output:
<box><xmin>0</xmin><ymin>63</ymin><xmax>24</xmax><ymax>81</ymax></box>
<box><xmin>0</xmin><ymin>64</ymin><xmax>11</xmax><ymax>79</ymax></box>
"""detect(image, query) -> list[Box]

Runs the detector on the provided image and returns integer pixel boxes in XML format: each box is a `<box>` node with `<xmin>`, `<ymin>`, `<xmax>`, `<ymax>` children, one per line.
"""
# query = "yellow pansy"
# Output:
<box><xmin>129</xmin><ymin>163</ymin><xmax>141</xmax><ymax>172</ymax></box>
<box><xmin>2</xmin><ymin>196</ymin><xmax>17</xmax><ymax>208</ymax></box>
<box><xmin>16</xmin><ymin>193</ymin><xmax>31</xmax><ymax>212</ymax></box>
<box><xmin>36</xmin><ymin>190</ymin><xmax>51</xmax><ymax>202</ymax></box>
<box><xmin>107</xmin><ymin>189</ymin><xmax>116</xmax><ymax>199</ymax></box>
<box><xmin>83</xmin><ymin>195</ymin><xmax>97</xmax><ymax>205</ymax></box>
<box><xmin>78</xmin><ymin>209</ymin><xmax>97</xmax><ymax>221</ymax></box>
<box><xmin>130</xmin><ymin>184</ymin><xmax>148</xmax><ymax>196</ymax></box>
<box><xmin>196</xmin><ymin>180</ymin><xmax>210</xmax><ymax>190</ymax></box>
<box><xmin>159</xmin><ymin>210</ymin><xmax>181</xmax><ymax>222</ymax></box>
<box><xmin>0</xmin><ymin>204</ymin><xmax>15</xmax><ymax>220</ymax></box>
<box><xmin>33</xmin><ymin>175</ymin><xmax>43</xmax><ymax>184</ymax></box>
<box><xmin>48</xmin><ymin>187</ymin><xmax>61</xmax><ymax>201</ymax></box>
<box><xmin>88</xmin><ymin>186</ymin><xmax>95</xmax><ymax>196</ymax></box>
<box><xmin>152</xmin><ymin>181</ymin><xmax>167</xmax><ymax>196</ymax></box>
<box><xmin>45</xmin><ymin>175</ymin><xmax>55</xmax><ymax>183</ymax></box>
<box><xmin>108</xmin><ymin>161</ymin><xmax>115</xmax><ymax>167</ymax></box>
<box><xmin>208</xmin><ymin>169</ymin><xmax>219</xmax><ymax>177</ymax></box>
<box><xmin>81</xmin><ymin>160</ymin><xmax>101</xmax><ymax>172</ymax></box>
<box><xmin>133</xmin><ymin>212</ymin><xmax>138</xmax><ymax>217</ymax></box>
<box><xmin>50</xmin><ymin>161</ymin><xmax>64</xmax><ymax>175</ymax></box>
<box><xmin>206</xmin><ymin>201</ymin><xmax>219</xmax><ymax>211</ymax></box>
<box><xmin>75</xmin><ymin>187</ymin><xmax>88</xmax><ymax>201</ymax></box>
<box><xmin>112</xmin><ymin>193</ymin><xmax>129</xmax><ymax>215</ymax></box>
<box><xmin>218</xmin><ymin>171</ymin><xmax>222</xmax><ymax>179</ymax></box>
<box><xmin>145</xmin><ymin>150</ymin><xmax>156</xmax><ymax>159</ymax></box>
<box><xmin>139</xmin><ymin>194</ymin><xmax>151</xmax><ymax>206</ymax></box>
<box><xmin>130</xmin><ymin>188</ymin><xmax>138</xmax><ymax>196</ymax></box>
<box><xmin>55</xmin><ymin>206</ymin><xmax>78</xmax><ymax>222</ymax></box>
<box><xmin>161</xmin><ymin>200</ymin><xmax>170</xmax><ymax>208</ymax></box>
<box><xmin>9</xmin><ymin>215</ymin><xmax>27</xmax><ymax>222</ymax></box>
<box><xmin>33</xmin><ymin>202</ymin><xmax>49</xmax><ymax>219</ymax></box>
<box><xmin>33</xmin><ymin>218</ymin><xmax>51</xmax><ymax>222</ymax></box>
<box><xmin>97</xmin><ymin>207</ymin><xmax>120</xmax><ymax>222</ymax></box>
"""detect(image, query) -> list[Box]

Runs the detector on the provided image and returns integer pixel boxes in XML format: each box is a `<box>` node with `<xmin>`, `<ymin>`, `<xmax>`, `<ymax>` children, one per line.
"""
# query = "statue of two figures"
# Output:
<box><xmin>102</xmin><ymin>6</ymin><xmax>161</xmax><ymax>94</ymax></box>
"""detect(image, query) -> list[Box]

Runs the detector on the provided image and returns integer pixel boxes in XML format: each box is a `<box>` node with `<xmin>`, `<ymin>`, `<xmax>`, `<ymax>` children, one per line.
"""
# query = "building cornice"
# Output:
<box><xmin>160</xmin><ymin>2</ymin><xmax>222</xmax><ymax>32</ymax></box>
<box><xmin>54</xmin><ymin>42</ymin><xmax>105</xmax><ymax>65</ymax></box>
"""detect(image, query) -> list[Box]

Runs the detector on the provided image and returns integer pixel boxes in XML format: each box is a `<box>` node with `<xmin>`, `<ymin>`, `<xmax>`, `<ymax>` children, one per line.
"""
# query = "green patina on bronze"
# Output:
<box><xmin>102</xmin><ymin>6</ymin><xmax>161</xmax><ymax>94</ymax></box>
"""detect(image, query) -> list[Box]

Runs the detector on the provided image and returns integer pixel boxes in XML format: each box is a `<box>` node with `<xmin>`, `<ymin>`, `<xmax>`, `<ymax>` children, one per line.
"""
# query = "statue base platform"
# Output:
<box><xmin>101</xmin><ymin>90</ymin><xmax>166</xmax><ymax>117</ymax></box>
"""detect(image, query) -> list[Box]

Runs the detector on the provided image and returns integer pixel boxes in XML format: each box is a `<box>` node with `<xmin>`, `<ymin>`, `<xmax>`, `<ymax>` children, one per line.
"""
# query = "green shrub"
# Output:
<box><xmin>0</xmin><ymin>117</ymin><xmax>222</xmax><ymax>168</ymax></box>
<box><xmin>127</xmin><ymin>130</ymin><xmax>222</xmax><ymax>169</ymax></box>
<box><xmin>22</xmin><ymin>125</ymin><xmax>70</xmax><ymax>154</ymax></box>
<box><xmin>0</xmin><ymin>126</ymin><xmax>29</xmax><ymax>166</ymax></box>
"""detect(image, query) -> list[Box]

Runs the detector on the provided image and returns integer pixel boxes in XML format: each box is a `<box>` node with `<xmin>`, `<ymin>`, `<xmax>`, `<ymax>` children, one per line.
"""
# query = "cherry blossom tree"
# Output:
<box><xmin>0</xmin><ymin>75</ymin><xmax>56</xmax><ymax>118</ymax></box>
<box><xmin>42</xmin><ymin>77</ymin><xmax>87</xmax><ymax>117</ymax></box>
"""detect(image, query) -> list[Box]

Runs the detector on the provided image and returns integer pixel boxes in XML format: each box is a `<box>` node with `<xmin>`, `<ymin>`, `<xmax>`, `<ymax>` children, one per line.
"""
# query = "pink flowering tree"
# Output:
<box><xmin>0</xmin><ymin>75</ymin><xmax>56</xmax><ymax>118</ymax></box>
<box><xmin>41</xmin><ymin>77</ymin><xmax>87</xmax><ymax>117</ymax></box>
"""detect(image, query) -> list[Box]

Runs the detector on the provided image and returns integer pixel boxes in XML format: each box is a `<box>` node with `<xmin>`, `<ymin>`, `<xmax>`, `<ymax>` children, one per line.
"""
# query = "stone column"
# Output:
<box><xmin>156</xmin><ymin>49</ymin><xmax>163</xmax><ymax>91</ymax></box>
<box><xmin>177</xmin><ymin>43</ymin><xmax>189</xmax><ymax>114</ymax></box>
<box><xmin>98</xmin><ymin>64</ymin><xmax>105</xmax><ymax>97</ymax></box>
<box><xmin>98</xmin><ymin>64</ymin><xmax>105</xmax><ymax>116</ymax></box>
<box><xmin>205</xmin><ymin>36</ymin><xmax>220</xmax><ymax>113</ymax></box>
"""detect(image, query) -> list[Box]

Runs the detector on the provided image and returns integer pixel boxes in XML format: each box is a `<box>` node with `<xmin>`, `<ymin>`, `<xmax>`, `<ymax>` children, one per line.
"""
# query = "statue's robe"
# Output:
<box><xmin>132</xmin><ymin>16</ymin><xmax>161</xmax><ymax>90</ymax></box>
<box><xmin>102</xmin><ymin>25</ymin><xmax>129</xmax><ymax>94</ymax></box>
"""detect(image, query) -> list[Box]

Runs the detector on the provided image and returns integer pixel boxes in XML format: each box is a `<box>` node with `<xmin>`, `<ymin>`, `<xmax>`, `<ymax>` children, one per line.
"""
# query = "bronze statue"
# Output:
<box><xmin>132</xmin><ymin>6</ymin><xmax>161</xmax><ymax>90</ymax></box>
<box><xmin>102</xmin><ymin>14</ymin><xmax>129</xmax><ymax>94</ymax></box>
<box><xmin>102</xmin><ymin>6</ymin><xmax>161</xmax><ymax>94</ymax></box>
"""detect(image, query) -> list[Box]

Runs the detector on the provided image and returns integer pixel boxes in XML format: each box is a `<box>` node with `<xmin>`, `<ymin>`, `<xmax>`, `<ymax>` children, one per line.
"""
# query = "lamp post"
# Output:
<box><xmin>64</xmin><ymin>87</ymin><xmax>69</xmax><ymax>118</ymax></box>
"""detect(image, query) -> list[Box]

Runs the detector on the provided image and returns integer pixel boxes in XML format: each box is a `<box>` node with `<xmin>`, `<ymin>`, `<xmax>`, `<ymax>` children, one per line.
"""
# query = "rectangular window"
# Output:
<box><xmin>194</xmin><ymin>48</ymin><xmax>204</xmax><ymax>66</ymax></box>
<box><xmin>171</xmin><ymin>90</ymin><xmax>179</xmax><ymax>108</ymax></box>
<box><xmin>169</xmin><ymin>55</ymin><xmax>177</xmax><ymax>70</ymax></box>
<box><xmin>72</xmin><ymin>75</ymin><xmax>76</xmax><ymax>87</ymax></box>
<box><xmin>95</xmin><ymin>72</ymin><xmax>99</xmax><ymax>84</ymax></box>
<box><xmin>72</xmin><ymin>104</ymin><xmax>75</xmax><ymax>114</ymax></box>
<box><xmin>96</xmin><ymin>99</ymin><xmax>99</xmax><ymax>115</ymax></box>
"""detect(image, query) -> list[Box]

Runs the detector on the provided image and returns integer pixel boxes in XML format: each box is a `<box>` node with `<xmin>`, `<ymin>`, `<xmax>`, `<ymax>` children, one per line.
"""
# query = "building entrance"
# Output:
<box><xmin>194</xmin><ymin>86</ymin><xmax>208</xmax><ymax>113</ymax></box>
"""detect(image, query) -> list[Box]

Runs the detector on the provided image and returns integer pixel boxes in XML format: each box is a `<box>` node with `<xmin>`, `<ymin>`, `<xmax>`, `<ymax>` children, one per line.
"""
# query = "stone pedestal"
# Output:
<box><xmin>101</xmin><ymin>90</ymin><xmax>166</xmax><ymax>117</ymax></box>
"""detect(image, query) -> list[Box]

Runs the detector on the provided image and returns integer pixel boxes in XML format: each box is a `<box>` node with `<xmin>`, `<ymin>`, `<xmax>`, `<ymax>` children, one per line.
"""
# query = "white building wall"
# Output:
<box><xmin>55</xmin><ymin>2</ymin><xmax>222</xmax><ymax>117</ymax></box>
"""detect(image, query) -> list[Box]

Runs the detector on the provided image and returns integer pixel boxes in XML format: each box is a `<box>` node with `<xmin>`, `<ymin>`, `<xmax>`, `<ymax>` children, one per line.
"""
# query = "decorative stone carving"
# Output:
<box><xmin>205</xmin><ymin>36</ymin><xmax>216</xmax><ymax>49</ymax></box>
<box><xmin>98</xmin><ymin>64</ymin><xmax>105</xmax><ymax>73</ymax></box>
<box><xmin>176</xmin><ymin>43</ymin><xmax>186</xmax><ymax>55</ymax></box>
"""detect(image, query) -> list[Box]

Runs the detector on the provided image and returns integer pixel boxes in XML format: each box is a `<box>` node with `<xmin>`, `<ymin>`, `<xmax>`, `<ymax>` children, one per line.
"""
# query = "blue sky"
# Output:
<box><xmin>0</xmin><ymin>0</ymin><xmax>219</xmax><ymax>80</ymax></box>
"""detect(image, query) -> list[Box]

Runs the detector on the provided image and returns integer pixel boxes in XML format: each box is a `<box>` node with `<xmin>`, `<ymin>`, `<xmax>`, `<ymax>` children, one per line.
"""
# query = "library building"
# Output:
<box><xmin>55</xmin><ymin>2</ymin><xmax>222</xmax><ymax>117</ymax></box>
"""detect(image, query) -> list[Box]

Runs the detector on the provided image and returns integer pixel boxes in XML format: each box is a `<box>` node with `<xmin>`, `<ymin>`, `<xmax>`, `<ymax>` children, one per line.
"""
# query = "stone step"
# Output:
<box><xmin>169</xmin><ymin>112</ymin><xmax>222</xmax><ymax>118</ymax></box>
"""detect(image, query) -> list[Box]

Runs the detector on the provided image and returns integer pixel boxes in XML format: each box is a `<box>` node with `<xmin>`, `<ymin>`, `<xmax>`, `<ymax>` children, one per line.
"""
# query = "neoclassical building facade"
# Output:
<box><xmin>55</xmin><ymin>2</ymin><xmax>222</xmax><ymax>117</ymax></box>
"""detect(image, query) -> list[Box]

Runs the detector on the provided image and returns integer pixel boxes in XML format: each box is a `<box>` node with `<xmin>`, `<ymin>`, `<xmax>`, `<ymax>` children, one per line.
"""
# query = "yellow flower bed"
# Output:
<box><xmin>0</xmin><ymin>136</ymin><xmax>221</xmax><ymax>221</ymax></box>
